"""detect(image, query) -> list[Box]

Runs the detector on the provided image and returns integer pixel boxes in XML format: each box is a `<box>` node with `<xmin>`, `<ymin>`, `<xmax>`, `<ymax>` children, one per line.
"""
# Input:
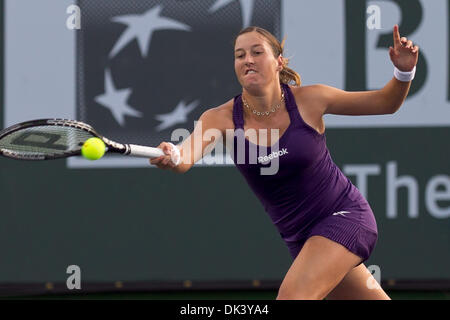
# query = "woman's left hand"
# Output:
<box><xmin>389</xmin><ymin>24</ymin><xmax>419</xmax><ymax>72</ymax></box>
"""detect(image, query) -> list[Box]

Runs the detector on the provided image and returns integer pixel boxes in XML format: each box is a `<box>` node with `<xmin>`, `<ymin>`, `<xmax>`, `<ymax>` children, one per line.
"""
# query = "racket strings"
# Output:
<box><xmin>0</xmin><ymin>125</ymin><xmax>94</xmax><ymax>156</ymax></box>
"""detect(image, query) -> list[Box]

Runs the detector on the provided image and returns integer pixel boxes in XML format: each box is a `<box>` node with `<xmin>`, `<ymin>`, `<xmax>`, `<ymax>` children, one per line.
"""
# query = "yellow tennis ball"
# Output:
<box><xmin>81</xmin><ymin>137</ymin><xmax>106</xmax><ymax>160</ymax></box>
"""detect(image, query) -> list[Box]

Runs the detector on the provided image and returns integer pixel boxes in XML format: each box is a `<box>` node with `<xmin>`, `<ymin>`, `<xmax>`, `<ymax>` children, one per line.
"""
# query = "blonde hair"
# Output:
<box><xmin>233</xmin><ymin>26</ymin><xmax>301</xmax><ymax>86</ymax></box>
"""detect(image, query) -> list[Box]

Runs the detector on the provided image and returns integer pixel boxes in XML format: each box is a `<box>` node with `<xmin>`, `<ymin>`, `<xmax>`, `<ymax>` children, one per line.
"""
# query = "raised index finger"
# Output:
<box><xmin>393</xmin><ymin>24</ymin><xmax>401</xmax><ymax>48</ymax></box>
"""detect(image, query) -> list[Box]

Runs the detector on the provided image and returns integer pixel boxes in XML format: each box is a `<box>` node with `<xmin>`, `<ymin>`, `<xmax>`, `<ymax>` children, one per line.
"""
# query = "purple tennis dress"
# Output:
<box><xmin>231</xmin><ymin>83</ymin><xmax>378</xmax><ymax>263</ymax></box>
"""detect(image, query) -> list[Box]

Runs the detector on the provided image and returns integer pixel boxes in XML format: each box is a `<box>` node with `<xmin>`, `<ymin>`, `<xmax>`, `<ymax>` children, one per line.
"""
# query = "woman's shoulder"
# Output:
<box><xmin>288</xmin><ymin>83</ymin><xmax>329</xmax><ymax>99</ymax></box>
<box><xmin>289</xmin><ymin>84</ymin><xmax>330</xmax><ymax>112</ymax></box>
<box><xmin>206</xmin><ymin>98</ymin><xmax>234</xmax><ymax>118</ymax></box>
<box><xmin>200</xmin><ymin>98</ymin><xmax>235</xmax><ymax>130</ymax></box>
<box><xmin>288</xmin><ymin>84</ymin><xmax>330</xmax><ymax>127</ymax></box>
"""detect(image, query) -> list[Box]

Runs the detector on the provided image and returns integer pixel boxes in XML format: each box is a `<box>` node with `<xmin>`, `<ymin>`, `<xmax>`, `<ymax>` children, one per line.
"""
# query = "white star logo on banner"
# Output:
<box><xmin>154</xmin><ymin>100</ymin><xmax>199</xmax><ymax>131</ymax></box>
<box><xmin>109</xmin><ymin>5</ymin><xmax>191</xmax><ymax>58</ymax></box>
<box><xmin>94</xmin><ymin>69</ymin><xmax>143</xmax><ymax>126</ymax></box>
<box><xmin>209</xmin><ymin>0</ymin><xmax>256</xmax><ymax>27</ymax></box>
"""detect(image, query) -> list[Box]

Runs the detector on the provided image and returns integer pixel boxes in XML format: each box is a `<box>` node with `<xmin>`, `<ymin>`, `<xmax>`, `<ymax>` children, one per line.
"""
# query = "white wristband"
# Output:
<box><xmin>394</xmin><ymin>66</ymin><xmax>416</xmax><ymax>82</ymax></box>
<box><xmin>167</xmin><ymin>142</ymin><xmax>181</xmax><ymax>166</ymax></box>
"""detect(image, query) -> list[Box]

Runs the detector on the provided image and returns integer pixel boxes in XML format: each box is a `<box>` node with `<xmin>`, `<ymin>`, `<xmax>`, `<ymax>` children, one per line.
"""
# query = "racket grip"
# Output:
<box><xmin>128</xmin><ymin>143</ymin><xmax>181</xmax><ymax>165</ymax></box>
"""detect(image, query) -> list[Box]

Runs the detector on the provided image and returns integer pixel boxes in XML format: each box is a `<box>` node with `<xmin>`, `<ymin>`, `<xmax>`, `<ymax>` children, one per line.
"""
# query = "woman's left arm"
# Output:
<box><xmin>322</xmin><ymin>25</ymin><xmax>419</xmax><ymax>116</ymax></box>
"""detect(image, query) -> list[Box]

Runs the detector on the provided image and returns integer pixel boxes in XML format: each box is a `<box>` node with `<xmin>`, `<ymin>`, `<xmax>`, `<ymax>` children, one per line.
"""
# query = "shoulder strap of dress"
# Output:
<box><xmin>232</xmin><ymin>94</ymin><xmax>244</xmax><ymax>129</ymax></box>
<box><xmin>281</xmin><ymin>83</ymin><xmax>302</xmax><ymax>124</ymax></box>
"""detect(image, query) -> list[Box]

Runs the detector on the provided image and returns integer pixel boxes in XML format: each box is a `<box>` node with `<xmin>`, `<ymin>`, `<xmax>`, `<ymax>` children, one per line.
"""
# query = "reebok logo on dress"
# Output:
<box><xmin>257</xmin><ymin>148</ymin><xmax>288</xmax><ymax>164</ymax></box>
<box><xmin>332</xmin><ymin>211</ymin><xmax>350</xmax><ymax>217</ymax></box>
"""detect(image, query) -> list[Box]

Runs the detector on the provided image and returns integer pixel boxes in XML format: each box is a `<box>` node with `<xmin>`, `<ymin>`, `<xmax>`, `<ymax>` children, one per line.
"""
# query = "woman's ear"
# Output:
<box><xmin>277</xmin><ymin>54</ymin><xmax>284</xmax><ymax>71</ymax></box>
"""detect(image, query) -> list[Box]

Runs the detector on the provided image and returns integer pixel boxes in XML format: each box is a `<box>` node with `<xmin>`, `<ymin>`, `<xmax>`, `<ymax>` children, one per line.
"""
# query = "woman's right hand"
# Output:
<box><xmin>149</xmin><ymin>142</ymin><xmax>180</xmax><ymax>170</ymax></box>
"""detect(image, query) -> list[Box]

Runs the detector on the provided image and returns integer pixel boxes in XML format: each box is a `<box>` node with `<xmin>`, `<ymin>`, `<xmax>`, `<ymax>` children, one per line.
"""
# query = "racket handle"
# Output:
<box><xmin>128</xmin><ymin>144</ymin><xmax>164</xmax><ymax>157</ymax></box>
<box><xmin>128</xmin><ymin>143</ymin><xmax>181</xmax><ymax>165</ymax></box>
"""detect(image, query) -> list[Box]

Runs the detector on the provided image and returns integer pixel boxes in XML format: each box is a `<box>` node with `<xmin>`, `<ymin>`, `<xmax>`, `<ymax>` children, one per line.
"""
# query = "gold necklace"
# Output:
<box><xmin>242</xmin><ymin>89</ymin><xmax>285</xmax><ymax>117</ymax></box>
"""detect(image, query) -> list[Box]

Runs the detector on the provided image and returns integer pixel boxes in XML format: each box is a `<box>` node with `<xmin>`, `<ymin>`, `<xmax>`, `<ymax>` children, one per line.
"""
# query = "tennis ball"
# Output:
<box><xmin>81</xmin><ymin>137</ymin><xmax>106</xmax><ymax>160</ymax></box>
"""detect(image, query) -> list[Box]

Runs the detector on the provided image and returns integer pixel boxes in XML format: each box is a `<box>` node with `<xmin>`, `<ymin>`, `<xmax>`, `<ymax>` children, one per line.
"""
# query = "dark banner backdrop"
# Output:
<box><xmin>0</xmin><ymin>0</ymin><xmax>449</xmax><ymax>294</ymax></box>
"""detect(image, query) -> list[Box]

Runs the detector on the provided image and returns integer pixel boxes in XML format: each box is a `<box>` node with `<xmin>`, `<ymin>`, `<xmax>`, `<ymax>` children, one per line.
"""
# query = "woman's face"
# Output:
<box><xmin>234</xmin><ymin>32</ymin><xmax>281</xmax><ymax>90</ymax></box>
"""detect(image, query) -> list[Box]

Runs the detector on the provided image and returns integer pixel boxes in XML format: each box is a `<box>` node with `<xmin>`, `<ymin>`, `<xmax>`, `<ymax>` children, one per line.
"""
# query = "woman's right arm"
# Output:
<box><xmin>150</xmin><ymin>103</ymin><xmax>230</xmax><ymax>173</ymax></box>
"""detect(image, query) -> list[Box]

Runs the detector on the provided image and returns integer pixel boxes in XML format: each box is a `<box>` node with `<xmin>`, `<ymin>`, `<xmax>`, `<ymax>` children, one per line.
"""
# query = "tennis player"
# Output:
<box><xmin>150</xmin><ymin>25</ymin><xmax>418</xmax><ymax>300</ymax></box>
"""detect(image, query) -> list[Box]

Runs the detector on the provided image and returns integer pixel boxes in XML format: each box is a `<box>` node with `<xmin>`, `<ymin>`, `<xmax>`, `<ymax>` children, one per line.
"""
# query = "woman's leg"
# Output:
<box><xmin>276</xmin><ymin>235</ymin><xmax>363</xmax><ymax>300</ymax></box>
<box><xmin>325</xmin><ymin>263</ymin><xmax>391</xmax><ymax>300</ymax></box>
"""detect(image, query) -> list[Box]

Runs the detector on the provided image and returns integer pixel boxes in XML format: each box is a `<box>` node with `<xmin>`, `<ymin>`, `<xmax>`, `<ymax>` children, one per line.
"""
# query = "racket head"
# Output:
<box><xmin>0</xmin><ymin>119</ymin><xmax>121</xmax><ymax>160</ymax></box>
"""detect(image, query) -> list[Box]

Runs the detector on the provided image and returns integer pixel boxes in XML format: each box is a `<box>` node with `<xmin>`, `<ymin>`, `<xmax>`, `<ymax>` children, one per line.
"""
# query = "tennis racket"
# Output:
<box><xmin>0</xmin><ymin>118</ymin><xmax>180</xmax><ymax>163</ymax></box>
